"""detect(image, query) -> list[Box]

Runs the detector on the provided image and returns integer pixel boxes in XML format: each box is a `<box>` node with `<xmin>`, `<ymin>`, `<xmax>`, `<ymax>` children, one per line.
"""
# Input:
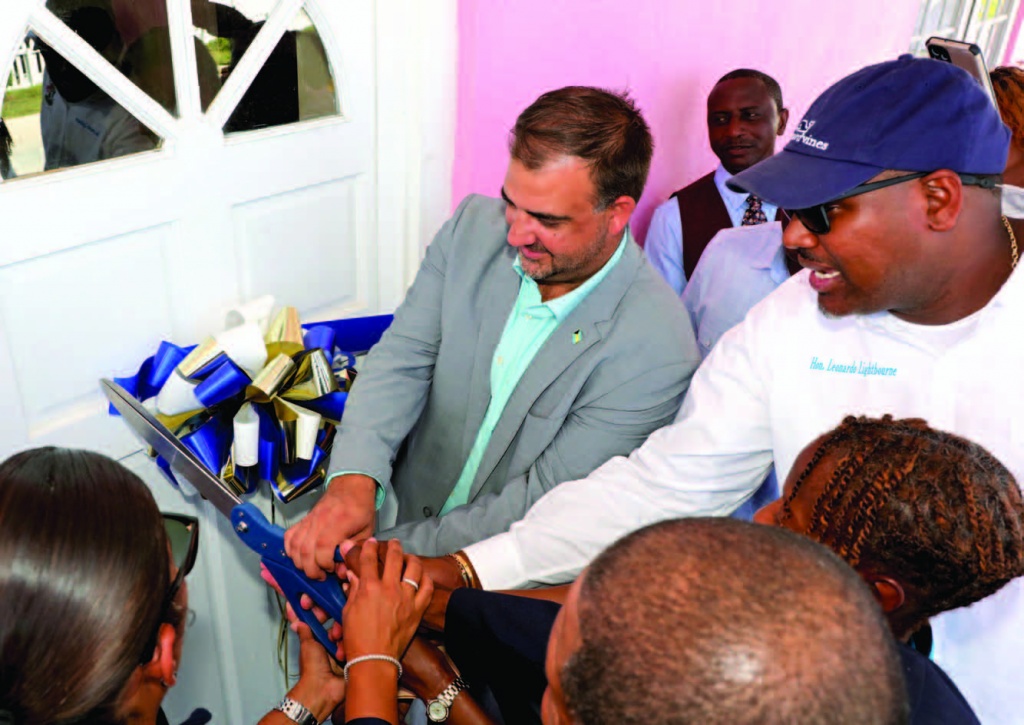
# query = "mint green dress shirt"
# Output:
<box><xmin>439</xmin><ymin>233</ymin><xmax>629</xmax><ymax>514</ymax></box>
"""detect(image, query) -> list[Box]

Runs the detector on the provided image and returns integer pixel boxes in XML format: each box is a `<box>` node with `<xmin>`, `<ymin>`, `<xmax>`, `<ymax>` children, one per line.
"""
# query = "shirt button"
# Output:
<box><xmin>525</xmin><ymin>313</ymin><xmax>533</xmax><ymax>320</ymax></box>
<box><xmin>423</xmin><ymin>506</ymin><xmax>433</xmax><ymax>517</ymax></box>
<box><xmin>497</xmin><ymin>356</ymin><xmax>504</xmax><ymax>365</ymax></box>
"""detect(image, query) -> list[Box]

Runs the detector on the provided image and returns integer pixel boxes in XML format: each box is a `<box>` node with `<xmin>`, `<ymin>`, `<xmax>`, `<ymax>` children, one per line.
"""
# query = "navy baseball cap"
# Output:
<box><xmin>727</xmin><ymin>55</ymin><xmax>1010</xmax><ymax>209</ymax></box>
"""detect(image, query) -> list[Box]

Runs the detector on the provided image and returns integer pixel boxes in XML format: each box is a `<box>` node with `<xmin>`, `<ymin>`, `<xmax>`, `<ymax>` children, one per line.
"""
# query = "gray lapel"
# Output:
<box><xmin>469</xmin><ymin>236</ymin><xmax>645</xmax><ymax>496</ymax></box>
<box><xmin>462</xmin><ymin>247</ymin><xmax>522</xmax><ymax>456</ymax></box>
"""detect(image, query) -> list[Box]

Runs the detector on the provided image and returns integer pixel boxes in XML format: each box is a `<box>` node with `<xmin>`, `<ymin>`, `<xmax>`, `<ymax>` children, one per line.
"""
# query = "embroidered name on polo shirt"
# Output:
<box><xmin>809</xmin><ymin>356</ymin><xmax>898</xmax><ymax>377</ymax></box>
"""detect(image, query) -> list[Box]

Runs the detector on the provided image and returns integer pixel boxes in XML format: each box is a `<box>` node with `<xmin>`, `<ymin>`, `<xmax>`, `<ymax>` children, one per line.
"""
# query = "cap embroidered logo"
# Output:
<box><xmin>792</xmin><ymin>120</ymin><xmax>829</xmax><ymax>151</ymax></box>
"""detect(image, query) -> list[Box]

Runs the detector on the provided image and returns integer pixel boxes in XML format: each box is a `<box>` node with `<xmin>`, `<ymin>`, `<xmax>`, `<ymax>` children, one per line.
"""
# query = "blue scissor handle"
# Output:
<box><xmin>230</xmin><ymin>502</ymin><xmax>346</xmax><ymax>655</ymax></box>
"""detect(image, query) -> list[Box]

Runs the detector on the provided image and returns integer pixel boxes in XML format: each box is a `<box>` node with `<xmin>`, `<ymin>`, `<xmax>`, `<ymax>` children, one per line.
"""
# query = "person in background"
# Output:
<box><xmin>991</xmin><ymin>66</ymin><xmax>1024</xmax><ymax>230</ymax></box>
<box><xmin>645</xmin><ymin>68</ymin><xmax>789</xmax><ymax>294</ymax></box>
<box><xmin>0</xmin><ymin>119</ymin><xmax>13</xmax><ymax>179</ymax></box>
<box><xmin>37</xmin><ymin>4</ymin><xmax>156</xmax><ymax>170</ymax></box>
<box><xmin>686</xmin><ymin>63</ymin><xmax>1024</xmax><ymax>363</ymax></box>
<box><xmin>680</xmin><ymin>222</ymin><xmax>794</xmax><ymax>359</ymax></box>
<box><xmin>992</xmin><ymin>66</ymin><xmax>1024</xmax><ymax>188</ymax></box>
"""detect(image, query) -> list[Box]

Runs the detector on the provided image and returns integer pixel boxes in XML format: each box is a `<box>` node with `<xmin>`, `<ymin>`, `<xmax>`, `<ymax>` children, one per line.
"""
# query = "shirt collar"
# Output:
<box><xmin>513</xmin><ymin>229</ymin><xmax>630</xmax><ymax>322</ymax></box>
<box><xmin>714</xmin><ymin>163</ymin><xmax>751</xmax><ymax>213</ymax></box>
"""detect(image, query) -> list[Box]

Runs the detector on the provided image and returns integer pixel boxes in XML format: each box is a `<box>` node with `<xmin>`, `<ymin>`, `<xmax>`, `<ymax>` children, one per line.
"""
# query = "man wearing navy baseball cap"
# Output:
<box><xmin>727</xmin><ymin>53</ymin><xmax>1014</xmax><ymax>324</ymax></box>
<box><xmin>425</xmin><ymin>56</ymin><xmax>1024</xmax><ymax>723</ymax></box>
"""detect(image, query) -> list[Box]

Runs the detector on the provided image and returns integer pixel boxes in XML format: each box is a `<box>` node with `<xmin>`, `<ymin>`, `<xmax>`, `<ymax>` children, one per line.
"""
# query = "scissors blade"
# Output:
<box><xmin>101</xmin><ymin>378</ymin><xmax>242</xmax><ymax>519</ymax></box>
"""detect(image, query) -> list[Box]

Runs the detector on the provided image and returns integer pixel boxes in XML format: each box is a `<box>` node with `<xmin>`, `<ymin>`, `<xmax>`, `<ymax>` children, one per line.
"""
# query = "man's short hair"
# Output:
<box><xmin>509</xmin><ymin>86</ymin><xmax>653</xmax><ymax>208</ymax></box>
<box><xmin>562</xmin><ymin>518</ymin><xmax>909</xmax><ymax>725</ymax></box>
<box><xmin>716</xmin><ymin>68</ymin><xmax>785</xmax><ymax>113</ymax></box>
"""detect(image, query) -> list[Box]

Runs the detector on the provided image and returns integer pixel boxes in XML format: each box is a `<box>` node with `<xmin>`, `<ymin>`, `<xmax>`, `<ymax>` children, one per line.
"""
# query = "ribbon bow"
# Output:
<box><xmin>111</xmin><ymin>297</ymin><xmax>391</xmax><ymax>503</ymax></box>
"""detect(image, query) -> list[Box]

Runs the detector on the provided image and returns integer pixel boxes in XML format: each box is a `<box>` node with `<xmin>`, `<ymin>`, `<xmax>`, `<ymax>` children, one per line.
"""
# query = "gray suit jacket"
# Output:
<box><xmin>331</xmin><ymin>194</ymin><xmax>700</xmax><ymax>555</ymax></box>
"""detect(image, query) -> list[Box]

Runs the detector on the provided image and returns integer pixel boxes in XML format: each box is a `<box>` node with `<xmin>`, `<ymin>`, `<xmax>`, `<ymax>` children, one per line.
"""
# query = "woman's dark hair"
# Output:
<box><xmin>0</xmin><ymin>448</ymin><xmax>170</xmax><ymax>725</ymax></box>
<box><xmin>779</xmin><ymin>415</ymin><xmax>1024</xmax><ymax>630</ymax></box>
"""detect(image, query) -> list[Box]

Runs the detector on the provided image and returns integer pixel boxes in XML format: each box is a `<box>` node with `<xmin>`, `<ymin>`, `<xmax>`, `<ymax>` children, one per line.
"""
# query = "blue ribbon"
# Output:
<box><xmin>272</xmin><ymin>428</ymin><xmax>333</xmax><ymax>501</ymax></box>
<box><xmin>257</xmin><ymin>402</ymin><xmax>280</xmax><ymax>483</ymax></box>
<box><xmin>110</xmin><ymin>341</ymin><xmax>194</xmax><ymax>414</ymax></box>
<box><xmin>111</xmin><ymin>315</ymin><xmax>392</xmax><ymax>502</ymax></box>
<box><xmin>181</xmin><ymin>413</ymin><xmax>234</xmax><ymax>476</ymax></box>
<box><xmin>194</xmin><ymin>359</ymin><xmax>250</xmax><ymax>408</ymax></box>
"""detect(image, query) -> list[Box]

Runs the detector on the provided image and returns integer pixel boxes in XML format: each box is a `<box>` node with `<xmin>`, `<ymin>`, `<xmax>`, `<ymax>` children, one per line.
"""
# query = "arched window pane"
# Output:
<box><xmin>2</xmin><ymin>32</ymin><xmax>162</xmax><ymax>179</ymax></box>
<box><xmin>48</xmin><ymin>0</ymin><xmax>180</xmax><ymax>114</ymax></box>
<box><xmin>209</xmin><ymin>6</ymin><xmax>339</xmax><ymax>133</ymax></box>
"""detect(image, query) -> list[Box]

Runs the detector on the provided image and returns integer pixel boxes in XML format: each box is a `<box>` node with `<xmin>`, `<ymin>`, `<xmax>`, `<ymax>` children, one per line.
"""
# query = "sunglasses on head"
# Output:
<box><xmin>782</xmin><ymin>171</ymin><xmax>999</xmax><ymax>235</ymax></box>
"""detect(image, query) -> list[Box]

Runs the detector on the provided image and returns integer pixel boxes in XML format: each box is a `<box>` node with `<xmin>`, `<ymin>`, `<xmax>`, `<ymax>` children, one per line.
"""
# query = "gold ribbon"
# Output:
<box><xmin>147</xmin><ymin>305</ymin><xmax>353</xmax><ymax>501</ymax></box>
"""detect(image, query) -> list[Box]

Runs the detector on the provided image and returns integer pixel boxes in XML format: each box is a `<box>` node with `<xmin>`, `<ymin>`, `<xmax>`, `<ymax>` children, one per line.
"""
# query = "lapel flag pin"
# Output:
<box><xmin>572</xmin><ymin>329</ymin><xmax>582</xmax><ymax>345</ymax></box>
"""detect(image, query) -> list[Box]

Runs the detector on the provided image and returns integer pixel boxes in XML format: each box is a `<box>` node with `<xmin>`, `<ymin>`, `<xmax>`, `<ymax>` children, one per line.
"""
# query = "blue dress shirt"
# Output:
<box><xmin>681</xmin><ymin>222</ymin><xmax>789</xmax><ymax>358</ymax></box>
<box><xmin>681</xmin><ymin>222</ymin><xmax>790</xmax><ymax>520</ymax></box>
<box><xmin>645</xmin><ymin>164</ymin><xmax>779</xmax><ymax>295</ymax></box>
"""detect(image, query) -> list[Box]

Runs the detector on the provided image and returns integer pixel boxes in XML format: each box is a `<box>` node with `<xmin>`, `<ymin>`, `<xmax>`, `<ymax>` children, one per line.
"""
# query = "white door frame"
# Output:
<box><xmin>0</xmin><ymin>0</ymin><xmax>455</xmax><ymax>720</ymax></box>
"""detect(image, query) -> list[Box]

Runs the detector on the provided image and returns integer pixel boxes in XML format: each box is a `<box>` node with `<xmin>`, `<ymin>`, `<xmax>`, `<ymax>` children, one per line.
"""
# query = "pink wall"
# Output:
<box><xmin>453</xmin><ymin>0</ymin><xmax>920</xmax><ymax>243</ymax></box>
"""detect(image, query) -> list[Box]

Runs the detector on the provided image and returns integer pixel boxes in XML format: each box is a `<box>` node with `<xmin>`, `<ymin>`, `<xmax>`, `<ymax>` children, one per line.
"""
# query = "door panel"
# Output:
<box><xmin>0</xmin><ymin>0</ymin><xmax>454</xmax><ymax>720</ymax></box>
<box><xmin>232</xmin><ymin>176</ymin><xmax>371</xmax><ymax>317</ymax></box>
<box><xmin>0</xmin><ymin>0</ymin><xmax>379</xmax><ymax>721</ymax></box>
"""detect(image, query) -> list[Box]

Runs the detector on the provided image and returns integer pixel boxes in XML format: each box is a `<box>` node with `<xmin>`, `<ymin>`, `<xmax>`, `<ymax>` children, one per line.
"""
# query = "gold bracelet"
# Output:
<box><xmin>445</xmin><ymin>553</ymin><xmax>471</xmax><ymax>588</ymax></box>
<box><xmin>453</xmin><ymin>550</ymin><xmax>480</xmax><ymax>589</ymax></box>
<box><xmin>447</xmin><ymin>550</ymin><xmax>481</xmax><ymax>589</ymax></box>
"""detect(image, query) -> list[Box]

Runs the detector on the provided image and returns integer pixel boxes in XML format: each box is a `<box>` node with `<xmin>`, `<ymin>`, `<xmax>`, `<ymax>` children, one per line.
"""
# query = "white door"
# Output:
<box><xmin>0</xmin><ymin>0</ymin><xmax>455</xmax><ymax>720</ymax></box>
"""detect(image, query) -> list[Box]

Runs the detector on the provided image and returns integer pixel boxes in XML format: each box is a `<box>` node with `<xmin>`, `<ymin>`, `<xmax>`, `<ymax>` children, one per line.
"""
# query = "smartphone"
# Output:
<box><xmin>926</xmin><ymin>36</ymin><xmax>997</xmax><ymax>106</ymax></box>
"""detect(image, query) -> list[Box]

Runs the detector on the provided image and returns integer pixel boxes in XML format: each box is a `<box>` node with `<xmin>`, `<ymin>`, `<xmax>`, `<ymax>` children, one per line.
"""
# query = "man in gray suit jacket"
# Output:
<box><xmin>285</xmin><ymin>86</ymin><xmax>699</xmax><ymax>567</ymax></box>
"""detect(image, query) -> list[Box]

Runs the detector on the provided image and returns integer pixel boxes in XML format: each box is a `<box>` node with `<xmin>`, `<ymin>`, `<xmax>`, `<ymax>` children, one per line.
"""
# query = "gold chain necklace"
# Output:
<box><xmin>1002</xmin><ymin>215</ymin><xmax>1019</xmax><ymax>269</ymax></box>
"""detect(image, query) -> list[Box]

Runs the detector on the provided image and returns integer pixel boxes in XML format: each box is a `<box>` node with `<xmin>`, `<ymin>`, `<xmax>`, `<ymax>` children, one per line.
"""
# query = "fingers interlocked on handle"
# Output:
<box><xmin>341</xmin><ymin>538</ymin><xmax>435</xmax><ymax>665</ymax></box>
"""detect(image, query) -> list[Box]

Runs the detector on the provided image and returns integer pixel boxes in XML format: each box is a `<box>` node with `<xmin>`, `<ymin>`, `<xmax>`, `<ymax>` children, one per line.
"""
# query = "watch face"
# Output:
<box><xmin>427</xmin><ymin>700</ymin><xmax>449</xmax><ymax>722</ymax></box>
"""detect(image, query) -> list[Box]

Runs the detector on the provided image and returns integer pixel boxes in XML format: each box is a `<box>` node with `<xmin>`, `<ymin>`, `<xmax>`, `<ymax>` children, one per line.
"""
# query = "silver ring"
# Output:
<box><xmin>402</xmin><ymin>577</ymin><xmax>420</xmax><ymax>592</ymax></box>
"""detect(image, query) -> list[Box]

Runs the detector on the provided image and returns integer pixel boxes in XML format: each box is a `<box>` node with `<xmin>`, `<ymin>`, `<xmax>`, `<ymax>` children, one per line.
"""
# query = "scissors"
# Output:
<box><xmin>101</xmin><ymin>378</ymin><xmax>345</xmax><ymax>654</ymax></box>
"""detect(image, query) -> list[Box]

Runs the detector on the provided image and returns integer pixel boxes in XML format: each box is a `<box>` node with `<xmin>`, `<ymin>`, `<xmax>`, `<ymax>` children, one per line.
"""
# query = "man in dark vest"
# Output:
<box><xmin>646</xmin><ymin>69</ymin><xmax>789</xmax><ymax>295</ymax></box>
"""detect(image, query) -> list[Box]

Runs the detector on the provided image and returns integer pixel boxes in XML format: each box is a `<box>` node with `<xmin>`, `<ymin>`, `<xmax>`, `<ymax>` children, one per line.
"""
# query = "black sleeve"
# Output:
<box><xmin>898</xmin><ymin>644</ymin><xmax>981</xmax><ymax>725</ymax></box>
<box><xmin>445</xmin><ymin>589</ymin><xmax>561</xmax><ymax>725</ymax></box>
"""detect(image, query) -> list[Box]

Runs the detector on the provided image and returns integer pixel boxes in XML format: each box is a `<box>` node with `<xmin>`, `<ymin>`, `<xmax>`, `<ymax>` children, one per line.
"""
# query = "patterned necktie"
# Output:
<box><xmin>742</xmin><ymin>194</ymin><xmax>768</xmax><ymax>226</ymax></box>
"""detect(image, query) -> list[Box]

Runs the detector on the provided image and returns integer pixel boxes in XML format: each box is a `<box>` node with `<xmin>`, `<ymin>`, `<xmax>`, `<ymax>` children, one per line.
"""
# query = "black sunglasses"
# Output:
<box><xmin>164</xmin><ymin>513</ymin><xmax>200</xmax><ymax>607</ymax></box>
<box><xmin>783</xmin><ymin>172</ymin><xmax>999</xmax><ymax>235</ymax></box>
<box><xmin>140</xmin><ymin>513</ymin><xmax>199</xmax><ymax>662</ymax></box>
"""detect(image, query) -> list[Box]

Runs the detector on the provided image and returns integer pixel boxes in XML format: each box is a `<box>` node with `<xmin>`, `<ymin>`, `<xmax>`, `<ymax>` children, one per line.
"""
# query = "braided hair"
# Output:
<box><xmin>991</xmin><ymin>66</ymin><xmax>1024</xmax><ymax>147</ymax></box>
<box><xmin>777</xmin><ymin>415</ymin><xmax>1024</xmax><ymax>628</ymax></box>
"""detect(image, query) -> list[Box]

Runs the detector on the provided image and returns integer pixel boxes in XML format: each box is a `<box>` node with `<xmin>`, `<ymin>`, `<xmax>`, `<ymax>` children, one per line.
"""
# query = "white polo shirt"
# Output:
<box><xmin>465</xmin><ymin>264</ymin><xmax>1024</xmax><ymax>723</ymax></box>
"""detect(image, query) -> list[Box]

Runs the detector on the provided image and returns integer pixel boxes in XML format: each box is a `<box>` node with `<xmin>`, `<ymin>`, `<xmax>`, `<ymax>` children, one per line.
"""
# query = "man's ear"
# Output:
<box><xmin>863</xmin><ymin>573</ymin><xmax>906</xmax><ymax>614</ymax></box>
<box><xmin>142</xmin><ymin>623</ymin><xmax>180</xmax><ymax>688</ymax></box>
<box><xmin>920</xmin><ymin>169</ymin><xmax>963</xmax><ymax>232</ymax></box>
<box><xmin>777</xmin><ymin>108</ymin><xmax>790</xmax><ymax>136</ymax></box>
<box><xmin>603</xmin><ymin>195</ymin><xmax>637</xmax><ymax>238</ymax></box>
